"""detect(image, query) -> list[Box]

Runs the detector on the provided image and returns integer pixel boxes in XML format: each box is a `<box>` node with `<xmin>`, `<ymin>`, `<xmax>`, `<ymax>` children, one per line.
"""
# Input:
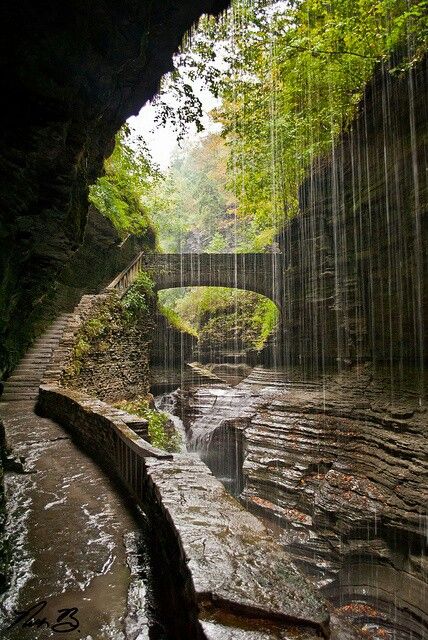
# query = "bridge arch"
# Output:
<box><xmin>141</xmin><ymin>253</ymin><xmax>284</xmax><ymax>305</ymax></box>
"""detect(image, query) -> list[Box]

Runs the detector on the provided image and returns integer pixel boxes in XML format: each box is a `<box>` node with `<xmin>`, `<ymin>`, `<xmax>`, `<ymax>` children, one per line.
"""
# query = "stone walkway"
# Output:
<box><xmin>0</xmin><ymin>322</ymin><xmax>149</xmax><ymax>640</ymax></box>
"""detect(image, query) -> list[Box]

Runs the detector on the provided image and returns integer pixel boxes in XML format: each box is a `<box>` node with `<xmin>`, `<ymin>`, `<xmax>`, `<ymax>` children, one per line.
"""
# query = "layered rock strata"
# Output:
<box><xmin>180</xmin><ymin>366</ymin><xmax>428</xmax><ymax>638</ymax></box>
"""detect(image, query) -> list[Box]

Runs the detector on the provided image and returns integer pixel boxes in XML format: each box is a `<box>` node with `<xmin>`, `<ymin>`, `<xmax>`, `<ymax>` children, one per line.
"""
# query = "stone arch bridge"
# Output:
<box><xmin>108</xmin><ymin>252</ymin><xmax>285</xmax><ymax>306</ymax></box>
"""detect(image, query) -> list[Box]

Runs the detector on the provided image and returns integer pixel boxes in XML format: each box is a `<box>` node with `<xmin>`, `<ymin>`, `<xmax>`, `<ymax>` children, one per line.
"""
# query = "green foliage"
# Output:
<box><xmin>121</xmin><ymin>271</ymin><xmax>155</xmax><ymax>323</ymax></box>
<box><xmin>74</xmin><ymin>337</ymin><xmax>91</xmax><ymax>360</ymax></box>
<box><xmin>196</xmin><ymin>290</ymin><xmax>280</xmax><ymax>355</ymax></box>
<box><xmin>114</xmin><ymin>398</ymin><xmax>182</xmax><ymax>452</ymax></box>
<box><xmin>84</xmin><ymin>318</ymin><xmax>105</xmax><ymax>340</ymax></box>
<box><xmin>152</xmin><ymin>134</ymin><xmax>243</xmax><ymax>252</ymax></box>
<box><xmin>206</xmin><ymin>232</ymin><xmax>228</xmax><ymax>253</ymax></box>
<box><xmin>158</xmin><ymin>303</ymin><xmax>198</xmax><ymax>336</ymax></box>
<box><xmin>89</xmin><ymin>125</ymin><xmax>161</xmax><ymax>238</ymax></box>
<box><xmin>252</xmin><ymin>297</ymin><xmax>279</xmax><ymax>350</ymax></box>
<box><xmin>162</xmin><ymin>286</ymin><xmax>279</xmax><ymax>354</ymax></box>
<box><xmin>156</xmin><ymin>0</ymin><xmax>427</xmax><ymax>245</ymax></box>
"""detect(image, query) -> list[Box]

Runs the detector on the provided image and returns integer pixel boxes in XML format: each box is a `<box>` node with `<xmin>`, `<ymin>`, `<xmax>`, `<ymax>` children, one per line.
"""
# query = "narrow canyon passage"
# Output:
<box><xmin>164</xmin><ymin>365</ymin><xmax>428</xmax><ymax>639</ymax></box>
<box><xmin>0</xmin><ymin>1</ymin><xmax>426</xmax><ymax>639</ymax></box>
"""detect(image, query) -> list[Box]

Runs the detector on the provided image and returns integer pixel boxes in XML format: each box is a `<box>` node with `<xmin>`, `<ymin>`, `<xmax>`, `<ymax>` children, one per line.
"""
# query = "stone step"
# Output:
<box><xmin>19</xmin><ymin>352</ymin><xmax>52</xmax><ymax>359</ymax></box>
<box><xmin>14</xmin><ymin>361</ymin><xmax>48</xmax><ymax>368</ymax></box>
<box><xmin>27</xmin><ymin>351</ymin><xmax>54</xmax><ymax>357</ymax></box>
<box><xmin>19</xmin><ymin>353</ymin><xmax>52</xmax><ymax>359</ymax></box>
<box><xmin>10</xmin><ymin>381</ymin><xmax>43</xmax><ymax>388</ymax></box>
<box><xmin>13</xmin><ymin>367</ymin><xmax>46</xmax><ymax>375</ymax></box>
<box><xmin>3</xmin><ymin>381</ymin><xmax>39</xmax><ymax>389</ymax></box>
<box><xmin>8</xmin><ymin>374</ymin><xmax>43</xmax><ymax>381</ymax></box>
<box><xmin>4</xmin><ymin>380</ymin><xmax>40</xmax><ymax>387</ymax></box>
<box><xmin>1</xmin><ymin>393</ymin><xmax>38</xmax><ymax>401</ymax></box>
<box><xmin>0</xmin><ymin>314</ymin><xmax>72</xmax><ymax>403</ymax></box>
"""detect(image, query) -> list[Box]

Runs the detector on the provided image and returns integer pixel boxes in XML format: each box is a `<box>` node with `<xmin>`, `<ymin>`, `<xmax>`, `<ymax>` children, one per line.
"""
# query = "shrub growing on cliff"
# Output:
<box><xmin>89</xmin><ymin>125</ymin><xmax>161</xmax><ymax>239</ymax></box>
<box><xmin>121</xmin><ymin>271</ymin><xmax>155</xmax><ymax>323</ymax></box>
<box><xmin>158</xmin><ymin>303</ymin><xmax>198</xmax><ymax>337</ymax></box>
<box><xmin>114</xmin><ymin>398</ymin><xmax>181</xmax><ymax>452</ymax></box>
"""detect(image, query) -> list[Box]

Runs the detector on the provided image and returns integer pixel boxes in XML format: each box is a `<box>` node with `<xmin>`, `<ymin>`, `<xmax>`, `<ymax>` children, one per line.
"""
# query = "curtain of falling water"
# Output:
<box><xmin>232</xmin><ymin>1</ymin><xmax>240</xmax><ymax>371</ymax></box>
<box><xmin>154</xmin><ymin>4</ymin><xmax>427</xmax><ymax>637</ymax></box>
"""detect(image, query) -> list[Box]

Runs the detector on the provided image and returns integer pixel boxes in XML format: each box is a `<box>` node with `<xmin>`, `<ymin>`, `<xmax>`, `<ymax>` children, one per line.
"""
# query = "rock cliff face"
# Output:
<box><xmin>0</xmin><ymin>0</ymin><xmax>230</xmax><ymax>376</ymax></box>
<box><xmin>54</xmin><ymin>205</ymin><xmax>153</xmax><ymax>313</ymax></box>
<box><xmin>277</xmin><ymin>54</ymin><xmax>427</xmax><ymax>381</ymax></box>
<box><xmin>180</xmin><ymin>366</ymin><xmax>427</xmax><ymax>638</ymax></box>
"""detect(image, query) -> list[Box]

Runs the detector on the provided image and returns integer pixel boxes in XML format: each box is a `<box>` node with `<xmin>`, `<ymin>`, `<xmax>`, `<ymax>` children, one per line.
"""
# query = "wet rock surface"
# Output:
<box><xmin>179</xmin><ymin>366</ymin><xmax>428</xmax><ymax>639</ymax></box>
<box><xmin>0</xmin><ymin>401</ymin><xmax>150</xmax><ymax>640</ymax></box>
<box><xmin>145</xmin><ymin>453</ymin><xmax>330</xmax><ymax>637</ymax></box>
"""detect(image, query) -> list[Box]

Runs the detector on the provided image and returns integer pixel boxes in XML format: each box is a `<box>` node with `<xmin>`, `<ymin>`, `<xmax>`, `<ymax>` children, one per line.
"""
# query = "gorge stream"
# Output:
<box><xmin>156</xmin><ymin>363</ymin><xmax>427</xmax><ymax>640</ymax></box>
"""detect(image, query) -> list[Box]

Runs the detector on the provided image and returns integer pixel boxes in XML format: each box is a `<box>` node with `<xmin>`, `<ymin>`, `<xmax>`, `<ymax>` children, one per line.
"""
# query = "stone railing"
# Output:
<box><xmin>106</xmin><ymin>250</ymin><xmax>145</xmax><ymax>297</ymax></box>
<box><xmin>37</xmin><ymin>385</ymin><xmax>171</xmax><ymax>463</ymax></box>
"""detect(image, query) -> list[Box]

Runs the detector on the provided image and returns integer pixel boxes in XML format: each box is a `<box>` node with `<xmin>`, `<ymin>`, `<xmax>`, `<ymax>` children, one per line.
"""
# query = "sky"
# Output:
<box><xmin>127</xmin><ymin>78</ymin><xmax>221</xmax><ymax>171</ymax></box>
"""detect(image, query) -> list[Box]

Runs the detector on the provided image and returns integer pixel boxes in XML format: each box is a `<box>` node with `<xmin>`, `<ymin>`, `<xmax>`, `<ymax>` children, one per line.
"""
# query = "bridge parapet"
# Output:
<box><xmin>107</xmin><ymin>252</ymin><xmax>284</xmax><ymax>304</ymax></box>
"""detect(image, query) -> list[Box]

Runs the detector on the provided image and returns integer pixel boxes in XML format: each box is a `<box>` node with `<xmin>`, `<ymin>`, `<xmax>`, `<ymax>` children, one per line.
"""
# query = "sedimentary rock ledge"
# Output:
<box><xmin>146</xmin><ymin>454</ymin><xmax>330</xmax><ymax>637</ymax></box>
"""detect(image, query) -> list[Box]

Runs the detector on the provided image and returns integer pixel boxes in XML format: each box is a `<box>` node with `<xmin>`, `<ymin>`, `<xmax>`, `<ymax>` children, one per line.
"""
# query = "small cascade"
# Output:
<box><xmin>155</xmin><ymin>391</ymin><xmax>188</xmax><ymax>453</ymax></box>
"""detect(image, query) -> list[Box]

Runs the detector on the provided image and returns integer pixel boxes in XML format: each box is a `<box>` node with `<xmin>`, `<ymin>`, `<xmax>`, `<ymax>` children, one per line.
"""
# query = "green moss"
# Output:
<box><xmin>64</xmin><ymin>298</ymin><xmax>118</xmax><ymax>382</ymax></box>
<box><xmin>84</xmin><ymin>318</ymin><xmax>106</xmax><ymax>339</ymax></box>
<box><xmin>114</xmin><ymin>397</ymin><xmax>181</xmax><ymax>452</ymax></box>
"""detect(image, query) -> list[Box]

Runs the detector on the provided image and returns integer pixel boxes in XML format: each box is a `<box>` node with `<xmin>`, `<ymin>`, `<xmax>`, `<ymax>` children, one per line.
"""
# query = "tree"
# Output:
<box><xmin>154</xmin><ymin>0</ymin><xmax>428</xmax><ymax>247</ymax></box>
<box><xmin>89</xmin><ymin>125</ymin><xmax>160</xmax><ymax>237</ymax></box>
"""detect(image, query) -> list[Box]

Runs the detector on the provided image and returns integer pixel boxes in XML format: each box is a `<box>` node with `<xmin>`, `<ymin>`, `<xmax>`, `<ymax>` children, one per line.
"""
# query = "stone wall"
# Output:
<box><xmin>0</xmin><ymin>205</ymin><xmax>151</xmax><ymax>380</ymax></box>
<box><xmin>56</xmin><ymin>291</ymin><xmax>154</xmax><ymax>404</ymax></box>
<box><xmin>35</xmin><ymin>385</ymin><xmax>206</xmax><ymax>639</ymax></box>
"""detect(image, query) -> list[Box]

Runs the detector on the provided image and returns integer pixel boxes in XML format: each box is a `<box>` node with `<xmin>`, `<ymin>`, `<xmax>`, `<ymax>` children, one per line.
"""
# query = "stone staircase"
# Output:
<box><xmin>1</xmin><ymin>314</ymin><xmax>72</xmax><ymax>403</ymax></box>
